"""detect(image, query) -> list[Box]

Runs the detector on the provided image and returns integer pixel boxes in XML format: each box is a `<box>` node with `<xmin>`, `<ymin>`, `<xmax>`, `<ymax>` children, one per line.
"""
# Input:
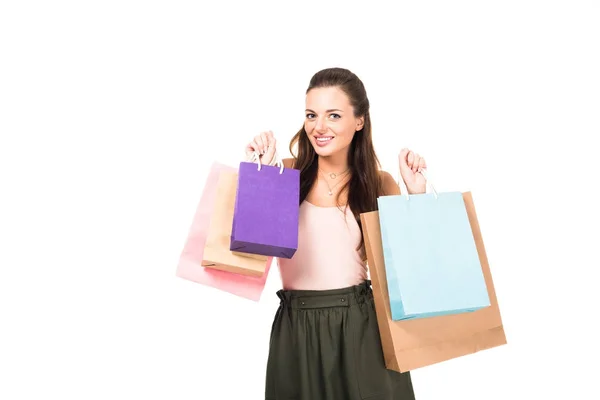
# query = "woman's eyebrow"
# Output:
<box><xmin>305</xmin><ymin>109</ymin><xmax>344</xmax><ymax>113</ymax></box>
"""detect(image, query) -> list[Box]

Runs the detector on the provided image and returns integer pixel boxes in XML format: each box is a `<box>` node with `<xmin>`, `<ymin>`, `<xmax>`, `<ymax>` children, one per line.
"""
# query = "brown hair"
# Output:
<box><xmin>289</xmin><ymin>67</ymin><xmax>383</xmax><ymax>249</ymax></box>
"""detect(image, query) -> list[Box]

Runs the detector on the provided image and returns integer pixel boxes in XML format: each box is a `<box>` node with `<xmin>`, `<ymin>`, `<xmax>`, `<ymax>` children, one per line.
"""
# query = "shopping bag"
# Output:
<box><xmin>202</xmin><ymin>169</ymin><xmax>269</xmax><ymax>277</ymax></box>
<box><xmin>175</xmin><ymin>162</ymin><xmax>272</xmax><ymax>302</ymax></box>
<box><xmin>230</xmin><ymin>159</ymin><xmax>300</xmax><ymax>258</ymax></box>
<box><xmin>360</xmin><ymin>193</ymin><xmax>506</xmax><ymax>372</ymax></box>
<box><xmin>377</xmin><ymin>174</ymin><xmax>490</xmax><ymax>320</ymax></box>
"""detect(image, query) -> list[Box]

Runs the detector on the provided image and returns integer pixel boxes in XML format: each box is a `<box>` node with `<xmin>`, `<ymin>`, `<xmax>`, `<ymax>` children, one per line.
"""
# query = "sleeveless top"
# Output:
<box><xmin>277</xmin><ymin>200</ymin><xmax>368</xmax><ymax>290</ymax></box>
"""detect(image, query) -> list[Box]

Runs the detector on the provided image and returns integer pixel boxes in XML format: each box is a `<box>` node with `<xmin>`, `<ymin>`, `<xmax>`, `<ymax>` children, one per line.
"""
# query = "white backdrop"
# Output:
<box><xmin>1</xmin><ymin>1</ymin><xmax>599</xmax><ymax>399</ymax></box>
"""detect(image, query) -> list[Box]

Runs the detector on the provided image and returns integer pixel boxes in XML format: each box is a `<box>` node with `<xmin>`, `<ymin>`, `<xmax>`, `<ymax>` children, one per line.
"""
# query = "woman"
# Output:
<box><xmin>246</xmin><ymin>67</ymin><xmax>427</xmax><ymax>400</ymax></box>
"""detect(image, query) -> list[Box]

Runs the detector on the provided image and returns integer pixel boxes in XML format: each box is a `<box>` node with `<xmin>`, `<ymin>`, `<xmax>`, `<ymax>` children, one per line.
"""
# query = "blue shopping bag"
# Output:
<box><xmin>377</xmin><ymin>172</ymin><xmax>490</xmax><ymax>321</ymax></box>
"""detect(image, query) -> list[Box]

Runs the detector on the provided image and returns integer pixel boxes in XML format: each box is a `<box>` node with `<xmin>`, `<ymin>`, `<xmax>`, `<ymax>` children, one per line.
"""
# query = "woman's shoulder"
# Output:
<box><xmin>282</xmin><ymin>158</ymin><xmax>296</xmax><ymax>169</ymax></box>
<box><xmin>378</xmin><ymin>170</ymin><xmax>401</xmax><ymax>195</ymax></box>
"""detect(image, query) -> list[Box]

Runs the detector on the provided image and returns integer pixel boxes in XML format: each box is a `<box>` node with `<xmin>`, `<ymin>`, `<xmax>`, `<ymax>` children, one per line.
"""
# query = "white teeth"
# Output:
<box><xmin>316</xmin><ymin>137</ymin><xmax>332</xmax><ymax>142</ymax></box>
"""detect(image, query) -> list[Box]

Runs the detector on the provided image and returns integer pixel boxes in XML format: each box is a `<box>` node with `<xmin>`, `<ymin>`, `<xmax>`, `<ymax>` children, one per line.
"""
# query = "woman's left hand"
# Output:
<box><xmin>398</xmin><ymin>148</ymin><xmax>427</xmax><ymax>194</ymax></box>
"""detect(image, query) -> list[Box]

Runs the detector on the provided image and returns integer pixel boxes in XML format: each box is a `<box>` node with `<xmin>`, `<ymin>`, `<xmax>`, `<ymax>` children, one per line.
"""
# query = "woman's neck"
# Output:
<box><xmin>317</xmin><ymin>153</ymin><xmax>349</xmax><ymax>175</ymax></box>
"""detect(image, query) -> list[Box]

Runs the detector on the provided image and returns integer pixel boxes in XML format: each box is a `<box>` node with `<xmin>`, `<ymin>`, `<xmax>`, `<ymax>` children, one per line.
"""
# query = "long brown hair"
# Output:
<box><xmin>288</xmin><ymin>67</ymin><xmax>383</xmax><ymax>248</ymax></box>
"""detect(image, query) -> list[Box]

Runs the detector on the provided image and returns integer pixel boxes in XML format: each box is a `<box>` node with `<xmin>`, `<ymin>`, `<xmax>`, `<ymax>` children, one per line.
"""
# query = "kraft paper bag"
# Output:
<box><xmin>176</xmin><ymin>162</ymin><xmax>272</xmax><ymax>302</ymax></box>
<box><xmin>202</xmin><ymin>170</ymin><xmax>270</xmax><ymax>277</ymax></box>
<box><xmin>378</xmin><ymin>192</ymin><xmax>490</xmax><ymax>320</ymax></box>
<box><xmin>360</xmin><ymin>192</ymin><xmax>506</xmax><ymax>372</ymax></box>
<box><xmin>230</xmin><ymin>161</ymin><xmax>300</xmax><ymax>258</ymax></box>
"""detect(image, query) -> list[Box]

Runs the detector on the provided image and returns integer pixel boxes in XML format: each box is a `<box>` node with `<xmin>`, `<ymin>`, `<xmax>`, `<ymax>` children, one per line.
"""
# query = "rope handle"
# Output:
<box><xmin>396</xmin><ymin>168</ymin><xmax>438</xmax><ymax>200</ymax></box>
<box><xmin>247</xmin><ymin>151</ymin><xmax>284</xmax><ymax>174</ymax></box>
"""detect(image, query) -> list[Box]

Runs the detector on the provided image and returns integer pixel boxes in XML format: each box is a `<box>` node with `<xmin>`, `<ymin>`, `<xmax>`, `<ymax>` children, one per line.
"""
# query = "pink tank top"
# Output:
<box><xmin>277</xmin><ymin>200</ymin><xmax>368</xmax><ymax>290</ymax></box>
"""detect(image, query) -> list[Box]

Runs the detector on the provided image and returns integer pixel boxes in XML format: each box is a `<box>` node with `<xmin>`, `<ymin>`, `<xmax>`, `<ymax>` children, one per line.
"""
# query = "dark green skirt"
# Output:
<box><xmin>265</xmin><ymin>280</ymin><xmax>415</xmax><ymax>400</ymax></box>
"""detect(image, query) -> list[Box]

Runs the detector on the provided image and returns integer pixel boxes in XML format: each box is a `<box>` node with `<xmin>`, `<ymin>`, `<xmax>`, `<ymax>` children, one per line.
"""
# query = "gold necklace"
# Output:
<box><xmin>319</xmin><ymin>167</ymin><xmax>349</xmax><ymax>179</ymax></box>
<box><xmin>320</xmin><ymin>168</ymin><xmax>349</xmax><ymax>180</ymax></box>
<box><xmin>319</xmin><ymin>169</ymin><xmax>349</xmax><ymax>196</ymax></box>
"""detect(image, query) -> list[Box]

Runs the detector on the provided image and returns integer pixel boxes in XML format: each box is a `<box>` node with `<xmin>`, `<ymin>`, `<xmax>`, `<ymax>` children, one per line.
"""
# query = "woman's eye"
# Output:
<box><xmin>306</xmin><ymin>113</ymin><xmax>315</xmax><ymax>119</ymax></box>
<box><xmin>329</xmin><ymin>113</ymin><xmax>341</xmax><ymax>119</ymax></box>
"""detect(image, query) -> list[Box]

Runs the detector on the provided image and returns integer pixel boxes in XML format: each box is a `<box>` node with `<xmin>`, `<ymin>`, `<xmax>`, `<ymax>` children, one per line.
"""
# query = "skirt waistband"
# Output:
<box><xmin>276</xmin><ymin>280</ymin><xmax>372</xmax><ymax>309</ymax></box>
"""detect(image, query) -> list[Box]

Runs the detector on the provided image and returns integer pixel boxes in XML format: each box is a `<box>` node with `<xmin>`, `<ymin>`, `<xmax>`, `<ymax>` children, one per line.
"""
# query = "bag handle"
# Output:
<box><xmin>247</xmin><ymin>151</ymin><xmax>285</xmax><ymax>174</ymax></box>
<box><xmin>396</xmin><ymin>168</ymin><xmax>438</xmax><ymax>200</ymax></box>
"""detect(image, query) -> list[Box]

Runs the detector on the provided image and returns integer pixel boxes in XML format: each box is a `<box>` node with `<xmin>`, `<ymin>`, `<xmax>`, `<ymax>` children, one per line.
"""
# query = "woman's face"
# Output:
<box><xmin>304</xmin><ymin>86</ymin><xmax>364</xmax><ymax>159</ymax></box>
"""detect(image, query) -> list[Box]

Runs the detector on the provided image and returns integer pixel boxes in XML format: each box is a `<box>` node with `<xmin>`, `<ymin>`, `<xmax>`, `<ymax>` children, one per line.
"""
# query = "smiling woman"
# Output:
<box><xmin>304</xmin><ymin>89</ymin><xmax>364</xmax><ymax>157</ymax></box>
<box><xmin>243</xmin><ymin>67</ymin><xmax>427</xmax><ymax>400</ymax></box>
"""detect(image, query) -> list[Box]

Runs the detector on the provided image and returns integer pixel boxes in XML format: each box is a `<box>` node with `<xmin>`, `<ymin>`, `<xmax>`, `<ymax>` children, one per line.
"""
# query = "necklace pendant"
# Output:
<box><xmin>329</xmin><ymin>172</ymin><xmax>337</xmax><ymax>179</ymax></box>
<box><xmin>328</xmin><ymin>190</ymin><xmax>333</xmax><ymax>196</ymax></box>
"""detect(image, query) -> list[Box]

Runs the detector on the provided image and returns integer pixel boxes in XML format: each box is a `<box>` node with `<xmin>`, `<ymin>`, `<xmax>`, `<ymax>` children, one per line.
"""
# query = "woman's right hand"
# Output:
<box><xmin>245</xmin><ymin>130</ymin><xmax>277</xmax><ymax>166</ymax></box>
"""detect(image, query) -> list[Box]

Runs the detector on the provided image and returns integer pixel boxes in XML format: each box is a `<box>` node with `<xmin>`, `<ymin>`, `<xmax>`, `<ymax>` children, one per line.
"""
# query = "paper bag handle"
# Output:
<box><xmin>247</xmin><ymin>151</ymin><xmax>285</xmax><ymax>174</ymax></box>
<box><xmin>396</xmin><ymin>168</ymin><xmax>438</xmax><ymax>200</ymax></box>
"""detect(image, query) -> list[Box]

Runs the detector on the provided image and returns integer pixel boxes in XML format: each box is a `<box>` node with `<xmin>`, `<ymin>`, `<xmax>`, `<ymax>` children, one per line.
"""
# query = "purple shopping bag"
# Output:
<box><xmin>230</xmin><ymin>161</ymin><xmax>300</xmax><ymax>258</ymax></box>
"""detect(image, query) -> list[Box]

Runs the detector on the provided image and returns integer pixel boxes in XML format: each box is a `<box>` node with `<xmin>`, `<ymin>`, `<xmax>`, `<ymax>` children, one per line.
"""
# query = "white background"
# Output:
<box><xmin>1</xmin><ymin>1</ymin><xmax>599</xmax><ymax>399</ymax></box>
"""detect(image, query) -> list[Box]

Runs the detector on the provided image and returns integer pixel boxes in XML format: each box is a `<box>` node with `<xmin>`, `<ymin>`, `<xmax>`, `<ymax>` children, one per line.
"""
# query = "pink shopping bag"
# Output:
<box><xmin>176</xmin><ymin>162</ymin><xmax>273</xmax><ymax>301</ymax></box>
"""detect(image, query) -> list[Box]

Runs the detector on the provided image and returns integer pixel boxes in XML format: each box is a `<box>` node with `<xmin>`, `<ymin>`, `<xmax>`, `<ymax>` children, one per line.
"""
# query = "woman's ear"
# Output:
<box><xmin>356</xmin><ymin>116</ymin><xmax>365</xmax><ymax>131</ymax></box>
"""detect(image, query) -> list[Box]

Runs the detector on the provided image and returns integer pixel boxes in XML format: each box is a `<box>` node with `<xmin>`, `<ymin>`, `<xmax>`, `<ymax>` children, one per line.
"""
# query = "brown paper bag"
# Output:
<box><xmin>360</xmin><ymin>192</ymin><xmax>506</xmax><ymax>372</ymax></box>
<box><xmin>201</xmin><ymin>170</ymin><xmax>268</xmax><ymax>277</ymax></box>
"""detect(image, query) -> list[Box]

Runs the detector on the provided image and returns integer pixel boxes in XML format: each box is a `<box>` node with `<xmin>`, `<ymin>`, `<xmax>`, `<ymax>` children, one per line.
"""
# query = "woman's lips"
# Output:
<box><xmin>315</xmin><ymin>136</ymin><xmax>333</xmax><ymax>147</ymax></box>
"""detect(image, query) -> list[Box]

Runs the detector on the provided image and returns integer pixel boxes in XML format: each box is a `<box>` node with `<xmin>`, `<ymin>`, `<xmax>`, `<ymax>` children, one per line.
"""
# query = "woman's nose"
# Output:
<box><xmin>315</xmin><ymin>118</ymin><xmax>327</xmax><ymax>133</ymax></box>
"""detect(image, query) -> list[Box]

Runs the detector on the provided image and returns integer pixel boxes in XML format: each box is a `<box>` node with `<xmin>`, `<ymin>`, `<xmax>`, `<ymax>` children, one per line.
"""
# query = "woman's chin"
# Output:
<box><xmin>312</xmin><ymin>144</ymin><xmax>336</xmax><ymax>157</ymax></box>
